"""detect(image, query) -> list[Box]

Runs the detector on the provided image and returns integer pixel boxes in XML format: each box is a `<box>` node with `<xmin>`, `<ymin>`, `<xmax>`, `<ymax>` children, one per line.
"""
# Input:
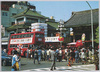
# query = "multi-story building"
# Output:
<box><xmin>1</xmin><ymin>1</ymin><xmax>36</xmax><ymax>36</ymax></box>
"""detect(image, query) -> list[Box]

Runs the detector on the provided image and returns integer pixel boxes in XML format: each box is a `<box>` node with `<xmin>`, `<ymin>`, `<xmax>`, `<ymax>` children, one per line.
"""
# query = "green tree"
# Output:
<box><xmin>95</xmin><ymin>26</ymin><xmax>99</xmax><ymax>43</ymax></box>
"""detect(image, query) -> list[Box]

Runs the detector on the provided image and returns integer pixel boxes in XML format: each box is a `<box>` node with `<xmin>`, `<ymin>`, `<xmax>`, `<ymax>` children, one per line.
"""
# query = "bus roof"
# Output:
<box><xmin>11</xmin><ymin>31</ymin><xmax>44</xmax><ymax>35</ymax></box>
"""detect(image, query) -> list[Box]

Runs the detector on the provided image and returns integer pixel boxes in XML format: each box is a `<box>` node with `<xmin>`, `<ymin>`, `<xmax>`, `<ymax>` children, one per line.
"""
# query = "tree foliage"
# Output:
<box><xmin>95</xmin><ymin>26</ymin><xmax>99</xmax><ymax>43</ymax></box>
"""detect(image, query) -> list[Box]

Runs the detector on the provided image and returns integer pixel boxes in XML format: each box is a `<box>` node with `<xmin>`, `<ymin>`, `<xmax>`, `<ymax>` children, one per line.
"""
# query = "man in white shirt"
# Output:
<box><xmin>47</xmin><ymin>49</ymin><xmax>50</xmax><ymax>61</ymax></box>
<box><xmin>58</xmin><ymin>48</ymin><xmax>62</xmax><ymax>62</ymax></box>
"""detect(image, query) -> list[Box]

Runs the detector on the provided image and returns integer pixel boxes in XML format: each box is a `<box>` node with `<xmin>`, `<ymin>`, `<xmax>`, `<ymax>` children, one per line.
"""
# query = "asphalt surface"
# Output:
<box><xmin>1</xmin><ymin>57</ymin><xmax>96</xmax><ymax>71</ymax></box>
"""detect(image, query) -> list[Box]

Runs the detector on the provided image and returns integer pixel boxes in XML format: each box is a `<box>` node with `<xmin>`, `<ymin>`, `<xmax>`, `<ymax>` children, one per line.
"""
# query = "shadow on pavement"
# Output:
<box><xmin>21</xmin><ymin>64</ymin><xmax>27</xmax><ymax>66</ymax></box>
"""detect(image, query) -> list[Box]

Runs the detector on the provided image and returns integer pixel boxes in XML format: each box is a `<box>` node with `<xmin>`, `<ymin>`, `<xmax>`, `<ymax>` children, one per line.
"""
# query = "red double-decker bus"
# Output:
<box><xmin>8</xmin><ymin>31</ymin><xmax>45</xmax><ymax>56</ymax></box>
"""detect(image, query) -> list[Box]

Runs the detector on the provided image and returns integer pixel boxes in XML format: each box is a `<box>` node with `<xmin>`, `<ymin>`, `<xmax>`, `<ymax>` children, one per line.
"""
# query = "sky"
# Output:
<box><xmin>28</xmin><ymin>1</ymin><xmax>99</xmax><ymax>22</ymax></box>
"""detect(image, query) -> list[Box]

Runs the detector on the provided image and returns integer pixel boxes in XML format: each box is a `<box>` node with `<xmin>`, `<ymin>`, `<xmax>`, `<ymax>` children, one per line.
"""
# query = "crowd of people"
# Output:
<box><xmin>2</xmin><ymin>45</ymin><xmax>99</xmax><ymax>71</ymax></box>
<box><xmin>24</xmin><ymin>45</ymin><xmax>99</xmax><ymax>69</ymax></box>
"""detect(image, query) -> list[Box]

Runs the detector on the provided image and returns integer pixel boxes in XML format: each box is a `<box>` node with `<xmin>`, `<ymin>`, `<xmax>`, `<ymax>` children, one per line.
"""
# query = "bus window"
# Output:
<box><xmin>35</xmin><ymin>33</ymin><xmax>40</xmax><ymax>37</ymax></box>
<box><xmin>26</xmin><ymin>34</ymin><xmax>29</xmax><ymax>37</ymax></box>
<box><xmin>17</xmin><ymin>35</ymin><xmax>20</xmax><ymax>38</ymax></box>
<box><xmin>11</xmin><ymin>36</ymin><xmax>13</xmax><ymax>39</ymax></box>
<box><xmin>14</xmin><ymin>35</ymin><xmax>17</xmax><ymax>38</ymax></box>
<box><xmin>25</xmin><ymin>44</ymin><xmax>28</xmax><ymax>47</ymax></box>
<box><xmin>29</xmin><ymin>34</ymin><xmax>31</xmax><ymax>37</ymax></box>
<box><xmin>31</xmin><ymin>33</ymin><xmax>34</xmax><ymax>37</ymax></box>
<box><xmin>10</xmin><ymin>45</ymin><xmax>12</xmax><ymax>48</ymax></box>
<box><xmin>22</xmin><ymin>34</ymin><xmax>24</xmax><ymax>38</ymax></box>
<box><xmin>23</xmin><ymin>44</ymin><xmax>28</xmax><ymax>48</ymax></box>
<box><xmin>20</xmin><ymin>35</ymin><xmax>22</xmax><ymax>38</ymax></box>
<box><xmin>15</xmin><ymin>45</ymin><xmax>17</xmax><ymax>47</ymax></box>
<box><xmin>24</xmin><ymin>34</ymin><xmax>27</xmax><ymax>38</ymax></box>
<box><xmin>35</xmin><ymin>33</ymin><xmax>44</xmax><ymax>38</ymax></box>
<box><xmin>40</xmin><ymin>34</ymin><xmax>44</xmax><ymax>38</ymax></box>
<box><xmin>23</xmin><ymin>34</ymin><xmax>25</xmax><ymax>38</ymax></box>
<box><xmin>14</xmin><ymin>45</ymin><xmax>15</xmax><ymax>48</ymax></box>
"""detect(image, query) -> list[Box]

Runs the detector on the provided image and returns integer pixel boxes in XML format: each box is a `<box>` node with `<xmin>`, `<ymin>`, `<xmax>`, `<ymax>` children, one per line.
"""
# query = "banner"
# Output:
<box><xmin>10</xmin><ymin>38</ymin><xmax>32</xmax><ymax>44</ymax></box>
<box><xmin>82</xmin><ymin>33</ymin><xmax>85</xmax><ymax>41</ymax></box>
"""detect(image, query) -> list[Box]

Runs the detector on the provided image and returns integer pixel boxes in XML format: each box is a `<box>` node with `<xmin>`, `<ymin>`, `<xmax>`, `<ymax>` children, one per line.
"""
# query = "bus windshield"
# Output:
<box><xmin>35</xmin><ymin>33</ymin><xmax>44</xmax><ymax>38</ymax></box>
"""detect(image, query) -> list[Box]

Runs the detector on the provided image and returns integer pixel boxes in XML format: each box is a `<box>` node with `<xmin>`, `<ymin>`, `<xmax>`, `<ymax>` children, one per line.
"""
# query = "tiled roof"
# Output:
<box><xmin>46</xmin><ymin>21</ymin><xmax>60</xmax><ymax>30</ymax></box>
<box><xmin>7</xmin><ymin>24</ymin><xmax>29</xmax><ymax>31</ymax></box>
<box><xmin>12</xmin><ymin>9</ymin><xmax>49</xmax><ymax>19</ymax></box>
<box><xmin>64</xmin><ymin>8</ymin><xmax>99</xmax><ymax>28</ymax></box>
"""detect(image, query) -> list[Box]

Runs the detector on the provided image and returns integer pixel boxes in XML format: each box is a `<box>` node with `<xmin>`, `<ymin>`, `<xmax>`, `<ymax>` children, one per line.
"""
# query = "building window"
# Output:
<box><xmin>2</xmin><ymin>12</ymin><xmax>8</xmax><ymax>16</ymax></box>
<box><xmin>11</xmin><ymin>22</ymin><xmax>15</xmax><ymax>25</ymax></box>
<box><xmin>17</xmin><ymin>18</ymin><xmax>24</xmax><ymax>22</ymax></box>
<box><xmin>12</xmin><ymin>13</ymin><xmax>16</xmax><ymax>16</ymax></box>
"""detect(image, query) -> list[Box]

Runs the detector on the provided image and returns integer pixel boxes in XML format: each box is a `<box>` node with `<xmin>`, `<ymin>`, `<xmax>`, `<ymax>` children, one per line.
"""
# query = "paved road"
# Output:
<box><xmin>23</xmin><ymin>64</ymin><xmax>95</xmax><ymax>71</ymax></box>
<box><xmin>2</xmin><ymin>57</ymin><xmax>96</xmax><ymax>71</ymax></box>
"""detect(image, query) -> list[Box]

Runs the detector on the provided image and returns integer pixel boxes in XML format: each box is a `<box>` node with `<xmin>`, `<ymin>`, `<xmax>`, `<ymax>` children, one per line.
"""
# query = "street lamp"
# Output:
<box><xmin>86</xmin><ymin>1</ymin><xmax>94</xmax><ymax>54</ymax></box>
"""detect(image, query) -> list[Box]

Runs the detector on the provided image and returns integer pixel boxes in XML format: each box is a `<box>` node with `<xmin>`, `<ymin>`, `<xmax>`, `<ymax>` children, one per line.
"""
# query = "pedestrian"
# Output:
<box><xmin>26</xmin><ymin>48</ymin><xmax>29</xmax><ymax>59</ymax></box>
<box><xmin>42</xmin><ymin>49</ymin><xmax>45</xmax><ymax>61</ymax></box>
<box><xmin>67</xmin><ymin>49</ymin><xmax>70</xmax><ymax>63</ymax></box>
<box><xmin>86</xmin><ymin>49</ymin><xmax>89</xmax><ymax>63</ymax></box>
<box><xmin>81</xmin><ymin>50</ymin><xmax>86</xmax><ymax>64</ymax></box>
<box><xmin>64</xmin><ymin>51</ymin><xmax>68</xmax><ymax>61</ymax></box>
<box><xmin>3</xmin><ymin>48</ymin><xmax>7</xmax><ymax>53</ymax></box>
<box><xmin>55</xmin><ymin>49</ymin><xmax>59</xmax><ymax>61</ymax></box>
<box><xmin>50</xmin><ymin>48</ymin><xmax>55</xmax><ymax>61</ymax></box>
<box><xmin>31</xmin><ymin>48</ymin><xmax>34</xmax><ymax>59</ymax></box>
<box><xmin>17</xmin><ymin>48</ymin><xmax>21</xmax><ymax>56</ymax></box>
<box><xmin>29</xmin><ymin>49</ymin><xmax>32</xmax><ymax>59</ymax></box>
<box><xmin>58</xmin><ymin>48</ymin><xmax>62</xmax><ymax>62</ymax></box>
<box><xmin>88</xmin><ymin>49</ymin><xmax>92</xmax><ymax>63</ymax></box>
<box><xmin>17</xmin><ymin>52</ymin><xmax>21</xmax><ymax>70</ymax></box>
<box><xmin>94</xmin><ymin>49</ymin><xmax>99</xmax><ymax>70</ymax></box>
<box><xmin>33</xmin><ymin>49</ymin><xmax>38</xmax><ymax>64</ymax></box>
<box><xmin>11</xmin><ymin>51</ymin><xmax>21</xmax><ymax>71</ymax></box>
<box><xmin>70</xmin><ymin>49</ymin><xmax>75</xmax><ymax>64</ymax></box>
<box><xmin>75</xmin><ymin>48</ymin><xmax>79</xmax><ymax>63</ymax></box>
<box><xmin>50</xmin><ymin>49</ymin><xmax>56</xmax><ymax>71</ymax></box>
<box><xmin>79</xmin><ymin>50</ymin><xmax>82</xmax><ymax>62</ymax></box>
<box><xmin>44</xmin><ymin>49</ymin><xmax>47</xmax><ymax>61</ymax></box>
<box><xmin>62</xmin><ymin>49</ymin><xmax>65</xmax><ymax>59</ymax></box>
<box><xmin>37</xmin><ymin>47</ymin><xmax>42</xmax><ymax>64</ymax></box>
<box><xmin>12</xmin><ymin>48</ymin><xmax>16</xmax><ymax>55</ymax></box>
<box><xmin>47</xmin><ymin>49</ymin><xmax>50</xmax><ymax>61</ymax></box>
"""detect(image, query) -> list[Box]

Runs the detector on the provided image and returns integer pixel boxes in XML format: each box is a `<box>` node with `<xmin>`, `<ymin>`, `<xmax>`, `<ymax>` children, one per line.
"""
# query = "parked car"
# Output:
<box><xmin>1</xmin><ymin>51</ymin><xmax>12</xmax><ymax>66</ymax></box>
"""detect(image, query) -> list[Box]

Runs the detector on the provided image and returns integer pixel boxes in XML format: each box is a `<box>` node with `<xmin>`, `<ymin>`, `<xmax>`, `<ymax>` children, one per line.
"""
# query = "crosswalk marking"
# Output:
<box><xmin>22</xmin><ymin>64</ymin><xmax>95</xmax><ymax>71</ymax></box>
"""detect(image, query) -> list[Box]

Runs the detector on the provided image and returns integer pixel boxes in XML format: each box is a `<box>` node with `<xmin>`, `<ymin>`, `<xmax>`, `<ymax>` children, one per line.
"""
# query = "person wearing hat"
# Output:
<box><xmin>11</xmin><ymin>51</ymin><xmax>21</xmax><ymax>71</ymax></box>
